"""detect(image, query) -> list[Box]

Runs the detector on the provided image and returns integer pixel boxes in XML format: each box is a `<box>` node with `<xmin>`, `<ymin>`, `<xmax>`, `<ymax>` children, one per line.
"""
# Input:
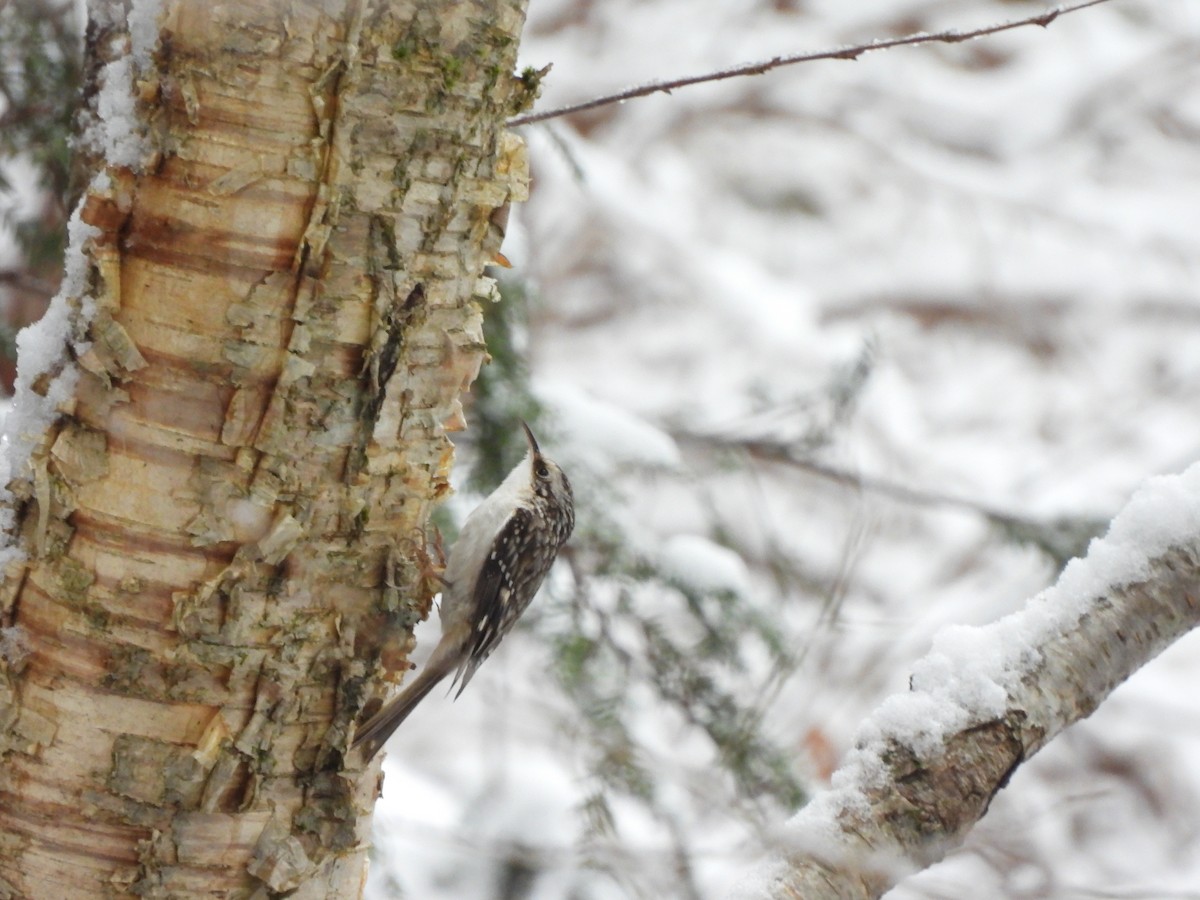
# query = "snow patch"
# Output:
<box><xmin>129</xmin><ymin>0</ymin><xmax>164</xmax><ymax>68</ymax></box>
<box><xmin>93</xmin><ymin>56</ymin><xmax>147</xmax><ymax>169</ymax></box>
<box><xmin>0</xmin><ymin>625</ymin><xmax>30</xmax><ymax>667</ymax></box>
<box><xmin>659</xmin><ymin>533</ymin><xmax>751</xmax><ymax>598</ymax></box>
<box><xmin>83</xmin><ymin>1</ymin><xmax>163</xmax><ymax>170</ymax></box>
<box><xmin>537</xmin><ymin>381</ymin><xmax>682</xmax><ymax>471</ymax></box>
<box><xmin>0</xmin><ymin>205</ymin><xmax>101</xmax><ymax>560</ymax></box>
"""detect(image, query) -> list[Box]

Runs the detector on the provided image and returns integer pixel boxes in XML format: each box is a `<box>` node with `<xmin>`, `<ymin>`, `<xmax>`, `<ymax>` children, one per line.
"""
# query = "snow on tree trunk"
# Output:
<box><xmin>0</xmin><ymin>0</ymin><xmax>534</xmax><ymax>895</ymax></box>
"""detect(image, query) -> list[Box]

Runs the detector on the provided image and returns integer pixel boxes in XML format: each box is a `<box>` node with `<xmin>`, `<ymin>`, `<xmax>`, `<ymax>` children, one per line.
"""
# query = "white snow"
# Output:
<box><xmin>481</xmin><ymin>2</ymin><xmax>1200</xmax><ymax>897</ymax></box>
<box><xmin>128</xmin><ymin>0</ymin><xmax>163</xmax><ymax>68</ymax></box>
<box><xmin>0</xmin><ymin>206</ymin><xmax>100</xmax><ymax>565</ymax></box>
<box><xmin>0</xmin><ymin>624</ymin><xmax>30</xmax><ymax>667</ymax></box>
<box><xmin>1050</xmin><ymin>463</ymin><xmax>1200</xmax><ymax>601</ymax></box>
<box><xmin>3</xmin><ymin>1</ymin><xmax>1199</xmax><ymax>898</ymax></box>
<box><xmin>743</xmin><ymin>427</ymin><xmax>1200</xmax><ymax>889</ymax></box>
<box><xmin>370</xmin><ymin>0</ymin><xmax>1200</xmax><ymax>890</ymax></box>
<box><xmin>93</xmin><ymin>56</ymin><xmax>147</xmax><ymax>169</ymax></box>
<box><xmin>658</xmin><ymin>533</ymin><xmax>751</xmax><ymax>598</ymax></box>
<box><xmin>83</xmin><ymin>0</ymin><xmax>162</xmax><ymax>170</ymax></box>
<box><xmin>1</xmin><ymin>5</ymin><xmax>163</xmax><ymax>559</ymax></box>
<box><xmin>536</xmin><ymin>380</ymin><xmax>682</xmax><ymax>472</ymax></box>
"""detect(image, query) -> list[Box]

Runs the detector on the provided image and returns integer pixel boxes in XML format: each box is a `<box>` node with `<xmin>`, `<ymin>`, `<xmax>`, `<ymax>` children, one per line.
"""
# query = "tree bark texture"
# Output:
<box><xmin>0</xmin><ymin>0</ymin><xmax>534</xmax><ymax>896</ymax></box>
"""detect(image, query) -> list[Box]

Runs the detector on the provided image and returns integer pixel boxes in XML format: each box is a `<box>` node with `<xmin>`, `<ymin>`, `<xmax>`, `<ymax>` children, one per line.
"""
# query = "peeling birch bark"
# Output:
<box><xmin>0</xmin><ymin>1</ymin><xmax>535</xmax><ymax>896</ymax></box>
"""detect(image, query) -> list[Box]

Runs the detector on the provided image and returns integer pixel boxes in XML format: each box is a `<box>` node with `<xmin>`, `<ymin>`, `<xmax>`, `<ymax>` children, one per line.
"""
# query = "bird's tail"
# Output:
<box><xmin>351</xmin><ymin>648</ymin><xmax>455</xmax><ymax>761</ymax></box>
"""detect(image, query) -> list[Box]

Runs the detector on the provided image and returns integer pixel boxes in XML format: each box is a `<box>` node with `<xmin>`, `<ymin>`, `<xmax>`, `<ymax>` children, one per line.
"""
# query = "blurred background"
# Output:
<box><xmin>4</xmin><ymin>1</ymin><xmax>1200</xmax><ymax>898</ymax></box>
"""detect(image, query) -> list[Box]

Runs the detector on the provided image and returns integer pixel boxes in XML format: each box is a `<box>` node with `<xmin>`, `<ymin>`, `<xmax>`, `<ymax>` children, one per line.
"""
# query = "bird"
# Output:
<box><xmin>352</xmin><ymin>422</ymin><xmax>575</xmax><ymax>760</ymax></box>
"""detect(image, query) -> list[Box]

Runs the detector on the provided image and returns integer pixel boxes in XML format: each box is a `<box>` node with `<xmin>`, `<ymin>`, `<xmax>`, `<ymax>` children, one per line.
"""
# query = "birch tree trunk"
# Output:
<box><xmin>0</xmin><ymin>1</ymin><xmax>534</xmax><ymax>896</ymax></box>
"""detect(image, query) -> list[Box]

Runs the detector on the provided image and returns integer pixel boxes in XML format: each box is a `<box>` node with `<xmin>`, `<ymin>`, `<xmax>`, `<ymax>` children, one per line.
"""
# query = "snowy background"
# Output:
<box><xmin>2</xmin><ymin>0</ymin><xmax>1199</xmax><ymax>898</ymax></box>
<box><xmin>367</xmin><ymin>1</ymin><xmax>1200</xmax><ymax>898</ymax></box>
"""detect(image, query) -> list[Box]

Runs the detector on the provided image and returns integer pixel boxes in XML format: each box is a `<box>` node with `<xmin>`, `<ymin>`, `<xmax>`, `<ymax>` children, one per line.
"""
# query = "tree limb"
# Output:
<box><xmin>673</xmin><ymin>425</ymin><xmax>1109</xmax><ymax>565</ymax></box>
<box><xmin>737</xmin><ymin>467</ymin><xmax>1200</xmax><ymax>898</ymax></box>
<box><xmin>510</xmin><ymin>0</ymin><xmax>1119</xmax><ymax>127</ymax></box>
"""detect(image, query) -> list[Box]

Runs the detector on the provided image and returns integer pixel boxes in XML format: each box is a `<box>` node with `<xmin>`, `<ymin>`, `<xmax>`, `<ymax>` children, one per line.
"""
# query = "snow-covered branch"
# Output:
<box><xmin>509</xmin><ymin>0</ymin><xmax>1118</xmax><ymax>127</ymax></box>
<box><xmin>737</xmin><ymin>466</ymin><xmax>1200</xmax><ymax>899</ymax></box>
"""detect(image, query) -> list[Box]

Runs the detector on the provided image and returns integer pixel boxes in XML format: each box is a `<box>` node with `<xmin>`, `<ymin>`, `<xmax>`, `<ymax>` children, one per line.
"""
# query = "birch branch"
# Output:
<box><xmin>736</xmin><ymin>466</ymin><xmax>1200</xmax><ymax>899</ymax></box>
<box><xmin>510</xmin><ymin>0</ymin><xmax>1119</xmax><ymax>127</ymax></box>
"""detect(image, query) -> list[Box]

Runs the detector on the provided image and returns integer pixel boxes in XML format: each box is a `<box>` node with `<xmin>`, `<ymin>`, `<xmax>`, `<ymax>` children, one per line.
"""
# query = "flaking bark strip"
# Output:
<box><xmin>109</xmin><ymin>733</ymin><xmax>207</xmax><ymax>807</ymax></box>
<box><xmin>349</xmin><ymin>280</ymin><xmax>426</xmax><ymax>481</ymax></box>
<box><xmin>48</xmin><ymin>423</ymin><xmax>109</xmax><ymax>485</ymax></box>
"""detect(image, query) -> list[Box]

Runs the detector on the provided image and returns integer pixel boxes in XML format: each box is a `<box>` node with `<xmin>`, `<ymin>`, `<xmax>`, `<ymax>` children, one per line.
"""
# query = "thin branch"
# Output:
<box><xmin>0</xmin><ymin>270</ymin><xmax>58</xmax><ymax>297</ymax></box>
<box><xmin>675</xmin><ymin>427</ymin><xmax>1109</xmax><ymax>565</ymax></box>
<box><xmin>509</xmin><ymin>0</ymin><xmax>1119</xmax><ymax>127</ymax></box>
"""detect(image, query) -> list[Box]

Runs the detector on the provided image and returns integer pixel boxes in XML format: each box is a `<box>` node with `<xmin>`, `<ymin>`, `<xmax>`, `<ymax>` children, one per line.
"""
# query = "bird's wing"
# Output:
<box><xmin>450</xmin><ymin>506</ymin><xmax>536</xmax><ymax>697</ymax></box>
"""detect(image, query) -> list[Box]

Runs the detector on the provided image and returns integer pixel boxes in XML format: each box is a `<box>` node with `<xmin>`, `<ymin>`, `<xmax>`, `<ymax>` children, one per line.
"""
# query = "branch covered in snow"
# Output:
<box><xmin>510</xmin><ymin>0</ymin><xmax>1118</xmax><ymax>127</ymax></box>
<box><xmin>736</xmin><ymin>465</ymin><xmax>1200</xmax><ymax>899</ymax></box>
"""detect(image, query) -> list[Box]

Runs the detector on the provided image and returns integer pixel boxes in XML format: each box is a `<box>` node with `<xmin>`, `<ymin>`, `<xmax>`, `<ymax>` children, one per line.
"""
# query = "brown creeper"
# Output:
<box><xmin>353</xmin><ymin>422</ymin><xmax>575</xmax><ymax>760</ymax></box>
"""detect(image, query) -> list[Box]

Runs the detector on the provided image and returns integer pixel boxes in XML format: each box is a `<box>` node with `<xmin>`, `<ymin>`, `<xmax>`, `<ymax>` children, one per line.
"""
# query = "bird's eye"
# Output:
<box><xmin>535</xmin><ymin>462</ymin><xmax>550</xmax><ymax>479</ymax></box>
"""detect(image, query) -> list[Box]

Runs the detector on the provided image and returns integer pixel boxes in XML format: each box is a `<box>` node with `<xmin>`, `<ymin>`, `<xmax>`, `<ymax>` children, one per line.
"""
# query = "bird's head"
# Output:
<box><xmin>521</xmin><ymin>421</ymin><xmax>574</xmax><ymax>531</ymax></box>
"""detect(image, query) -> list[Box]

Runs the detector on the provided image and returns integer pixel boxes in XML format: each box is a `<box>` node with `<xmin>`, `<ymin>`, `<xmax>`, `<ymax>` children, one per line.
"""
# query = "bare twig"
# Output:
<box><xmin>509</xmin><ymin>0</ymin><xmax>1119</xmax><ymax>127</ymax></box>
<box><xmin>674</xmin><ymin>426</ymin><xmax>1109</xmax><ymax>564</ymax></box>
<box><xmin>0</xmin><ymin>270</ymin><xmax>57</xmax><ymax>297</ymax></box>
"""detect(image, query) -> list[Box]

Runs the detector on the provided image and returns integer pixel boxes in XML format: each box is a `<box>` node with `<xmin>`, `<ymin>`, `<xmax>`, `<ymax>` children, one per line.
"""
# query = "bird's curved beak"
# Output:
<box><xmin>520</xmin><ymin>420</ymin><xmax>540</xmax><ymax>456</ymax></box>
